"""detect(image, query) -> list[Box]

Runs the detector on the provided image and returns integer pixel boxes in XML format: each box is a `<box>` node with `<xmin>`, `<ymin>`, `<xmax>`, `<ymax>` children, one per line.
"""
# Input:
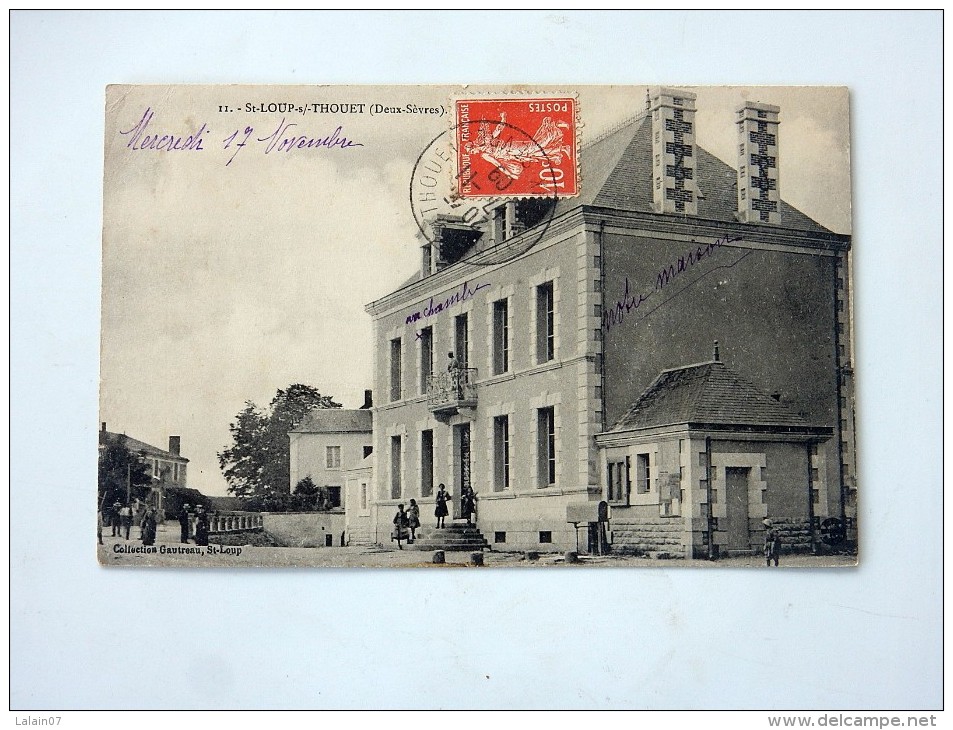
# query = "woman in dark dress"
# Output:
<box><xmin>140</xmin><ymin>508</ymin><xmax>157</xmax><ymax>546</ymax></box>
<box><xmin>392</xmin><ymin>504</ymin><xmax>409</xmax><ymax>549</ymax></box>
<box><xmin>434</xmin><ymin>484</ymin><xmax>450</xmax><ymax>528</ymax></box>
<box><xmin>194</xmin><ymin>507</ymin><xmax>210</xmax><ymax>547</ymax></box>
<box><xmin>461</xmin><ymin>486</ymin><xmax>477</xmax><ymax>525</ymax></box>
<box><xmin>407</xmin><ymin>498</ymin><xmax>421</xmax><ymax>541</ymax></box>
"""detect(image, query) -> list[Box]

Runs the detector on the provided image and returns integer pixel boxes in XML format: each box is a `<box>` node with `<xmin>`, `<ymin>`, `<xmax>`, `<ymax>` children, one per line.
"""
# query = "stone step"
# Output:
<box><xmin>412</xmin><ymin>540</ymin><xmax>488</xmax><ymax>548</ymax></box>
<box><xmin>410</xmin><ymin>522</ymin><xmax>489</xmax><ymax>551</ymax></box>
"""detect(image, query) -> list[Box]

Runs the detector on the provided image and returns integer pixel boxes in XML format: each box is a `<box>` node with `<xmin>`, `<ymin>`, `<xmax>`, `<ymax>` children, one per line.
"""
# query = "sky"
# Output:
<box><xmin>100</xmin><ymin>84</ymin><xmax>851</xmax><ymax>496</ymax></box>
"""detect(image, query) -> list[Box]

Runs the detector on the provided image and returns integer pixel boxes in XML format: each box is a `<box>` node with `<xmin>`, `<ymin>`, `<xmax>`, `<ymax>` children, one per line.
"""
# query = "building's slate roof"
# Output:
<box><xmin>609</xmin><ymin>360</ymin><xmax>814</xmax><ymax>432</ymax></box>
<box><xmin>291</xmin><ymin>408</ymin><xmax>373</xmax><ymax>434</ymax></box>
<box><xmin>205</xmin><ymin>496</ymin><xmax>247</xmax><ymax>511</ymax></box>
<box><xmin>99</xmin><ymin>431</ymin><xmax>188</xmax><ymax>461</ymax></box>
<box><xmin>379</xmin><ymin>103</ymin><xmax>833</xmax><ymax>303</ymax></box>
<box><xmin>554</xmin><ymin>112</ymin><xmax>832</xmax><ymax>234</ymax></box>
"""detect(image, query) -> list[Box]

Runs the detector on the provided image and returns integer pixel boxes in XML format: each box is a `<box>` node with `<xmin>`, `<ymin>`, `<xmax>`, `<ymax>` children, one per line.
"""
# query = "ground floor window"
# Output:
<box><xmin>607</xmin><ymin>457</ymin><xmax>630</xmax><ymax>504</ymax></box>
<box><xmin>636</xmin><ymin>453</ymin><xmax>650</xmax><ymax>494</ymax></box>
<box><xmin>537</xmin><ymin>406</ymin><xmax>556</xmax><ymax>487</ymax></box>
<box><xmin>494</xmin><ymin>531</ymin><xmax>506</xmax><ymax>544</ymax></box>
<box><xmin>390</xmin><ymin>436</ymin><xmax>401</xmax><ymax>499</ymax></box>
<box><xmin>539</xmin><ymin>531</ymin><xmax>552</xmax><ymax>544</ymax></box>
<box><xmin>494</xmin><ymin>415</ymin><xmax>510</xmax><ymax>491</ymax></box>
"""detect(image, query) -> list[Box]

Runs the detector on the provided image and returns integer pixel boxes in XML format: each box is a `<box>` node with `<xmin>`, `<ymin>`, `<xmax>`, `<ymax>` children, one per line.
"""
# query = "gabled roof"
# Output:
<box><xmin>553</xmin><ymin>111</ymin><xmax>832</xmax><ymax>234</ymax></box>
<box><xmin>609</xmin><ymin>360</ymin><xmax>819</xmax><ymax>433</ymax></box>
<box><xmin>291</xmin><ymin>408</ymin><xmax>372</xmax><ymax>434</ymax></box>
<box><xmin>99</xmin><ymin>431</ymin><xmax>188</xmax><ymax>461</ymax></box>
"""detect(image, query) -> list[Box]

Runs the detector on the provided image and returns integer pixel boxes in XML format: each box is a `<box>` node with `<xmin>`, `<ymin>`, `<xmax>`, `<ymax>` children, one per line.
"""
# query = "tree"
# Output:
<box><xmin>291</xmin><ymin>475</ymin><xmax>323</xmax><ymax>511</ymax></box>
<box><xmin>98</xmin><ymin>434</ymin><xmax>152</xmax><ymax>510</ymax></box>
<box><xmin>218</xmin><ymin>384</ymin><xmax>341</xmax><ymax>511</ymax></box>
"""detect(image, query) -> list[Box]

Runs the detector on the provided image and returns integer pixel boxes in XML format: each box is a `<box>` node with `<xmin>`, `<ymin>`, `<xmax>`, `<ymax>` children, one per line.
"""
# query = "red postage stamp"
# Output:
<box><xmin>454</xmin><ymin>96</ymin><xmax>578</xmax><ymax>198</ymax></box>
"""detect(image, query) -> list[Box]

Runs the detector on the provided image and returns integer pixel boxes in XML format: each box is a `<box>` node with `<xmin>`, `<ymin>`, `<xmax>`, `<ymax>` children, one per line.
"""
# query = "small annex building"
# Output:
<box><xmin>595</xmin><ymin>345</ymin><xmax>833</xmax><ymax>558</ymax></box>
<box><xmin>288</xmin><ymin>396</ymin><xmax>373</xmax><ymax>511</ymax></box>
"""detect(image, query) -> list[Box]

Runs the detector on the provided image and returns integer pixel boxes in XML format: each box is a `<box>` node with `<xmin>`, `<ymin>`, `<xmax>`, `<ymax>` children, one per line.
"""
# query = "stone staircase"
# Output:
<box><xmin>410</xmin><ymin>522</ymin><xmax>489</xmax><ymax>551</ymax></box>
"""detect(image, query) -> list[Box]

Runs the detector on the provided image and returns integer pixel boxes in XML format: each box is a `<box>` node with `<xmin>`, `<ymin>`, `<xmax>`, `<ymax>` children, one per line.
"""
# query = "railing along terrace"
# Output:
<box><xmin>204</xmin><ymin>511</ymin><xmax>264</xmax><ymax>534</ymax></box>
<box><xmin>427</xmin><ymin>368</ymin><xmax>478</xmax><ymax>409</ymax></box>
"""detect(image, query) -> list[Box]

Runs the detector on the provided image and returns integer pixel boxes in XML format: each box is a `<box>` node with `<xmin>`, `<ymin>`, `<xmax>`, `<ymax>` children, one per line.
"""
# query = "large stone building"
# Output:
<box><xmin>360</xmin><ymin>88</ymin><xmax>854</xmax><ymax>556</ymax></box>
<box><xmin>98</xmin><ymin>422</ymin><xmax>188</xmax><ymax>517</ymax></box>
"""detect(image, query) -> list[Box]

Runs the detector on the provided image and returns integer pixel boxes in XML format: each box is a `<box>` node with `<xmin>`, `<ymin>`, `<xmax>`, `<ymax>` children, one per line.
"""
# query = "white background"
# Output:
<box><xmin>9</xmin><ymin>10</ymin><xmax>943</xmax><ymax>711</ymax></box>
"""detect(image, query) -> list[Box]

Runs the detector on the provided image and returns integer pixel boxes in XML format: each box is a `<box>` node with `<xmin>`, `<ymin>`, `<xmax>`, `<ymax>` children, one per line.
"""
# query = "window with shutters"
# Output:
<box><xmin>607</xmin><ymin>457</ymin><xmax>630</xmax><ymax>505</ymax></box>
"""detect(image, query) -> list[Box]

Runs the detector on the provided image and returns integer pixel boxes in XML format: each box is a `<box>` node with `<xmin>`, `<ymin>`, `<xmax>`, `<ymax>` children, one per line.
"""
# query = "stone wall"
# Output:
<box><xmin>262</xmin><ymin>512</ymin><xmax>346</xmax><ymax>548</ymax></box>
<box><xmin>609</xmin><ymin>517</ymin><xmax>686</xmax><ymax>557</ymax></box>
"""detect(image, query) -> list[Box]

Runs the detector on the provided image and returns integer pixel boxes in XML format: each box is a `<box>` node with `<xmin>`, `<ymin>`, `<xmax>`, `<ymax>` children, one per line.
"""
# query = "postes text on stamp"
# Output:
<box><xmin>454</xmin><ymin>97</ymin><xmax>578</xmax><ymax>198</ymax></box>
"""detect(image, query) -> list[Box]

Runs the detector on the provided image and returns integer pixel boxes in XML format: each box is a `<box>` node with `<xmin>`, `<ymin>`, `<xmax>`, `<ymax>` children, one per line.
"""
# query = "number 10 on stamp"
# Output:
<box><xmin>454</xmin><ymin>97</ymin><xmax>578</xmax><ymax>198</ymax></box>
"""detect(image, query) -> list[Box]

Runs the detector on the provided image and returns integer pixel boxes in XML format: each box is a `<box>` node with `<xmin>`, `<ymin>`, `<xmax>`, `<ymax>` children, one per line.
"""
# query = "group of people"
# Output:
<box><xmin>392</xmin><ymin>483</ymin><xmax>479</xmax><ymax>549</ymax></box>
<box><xmin>391</xmin><ymin>499</ymin><xmax>421</xmax><ymax>549</ymax></box>
<box><xmin>177</xmin><ymin>503</ymin><xmax>210</xmax><ymax>546</ymax></box>
<box><xmin>98</xmin><ymin>499</ymin><xmax>158</xmax><ymax>546</ymax></box>
<box><xmin>97</xmin><ymin>501</ymin><xmax>214</xmax><ymax>548</ymax></box>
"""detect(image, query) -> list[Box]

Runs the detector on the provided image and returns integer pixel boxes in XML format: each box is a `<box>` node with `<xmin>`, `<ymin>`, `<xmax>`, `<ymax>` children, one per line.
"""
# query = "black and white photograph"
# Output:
<box><xmin>99</xmin><ymin>84</ymin><xmax>856</xmax><ymax>569</ymax></box>
<box><xmin>12</xmin><ymin>10</ymin><xmax>941</xmax><ymax>715</ymax></box>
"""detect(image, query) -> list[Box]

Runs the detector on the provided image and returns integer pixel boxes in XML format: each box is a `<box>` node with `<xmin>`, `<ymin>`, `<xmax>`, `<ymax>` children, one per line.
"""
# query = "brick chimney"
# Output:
<box><xmin>168</xmin><ymin>436</ymin><xmax>181</xmax><ymax>456</ymax></box>
<box><xmin>360</xmin><ymin>390</ymin><xmax>373</xmax><ymax>409</ymax></box>
<box><xmin>736</xmin><ymin>101</ymin><xmax>780</xmax><ymax>224</ymax></box>
<box><xmin>650</xmin><ymin>87</ymin><xmax>698</xmax><ymax>216</ymax></box>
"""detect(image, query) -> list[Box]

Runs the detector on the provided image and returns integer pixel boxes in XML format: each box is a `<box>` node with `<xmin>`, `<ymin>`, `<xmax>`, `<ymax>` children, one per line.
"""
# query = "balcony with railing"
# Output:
<box><xmin>427</xmin><ymin>368</ymin><xmax>478</xmax><ymax>420</ymax></box>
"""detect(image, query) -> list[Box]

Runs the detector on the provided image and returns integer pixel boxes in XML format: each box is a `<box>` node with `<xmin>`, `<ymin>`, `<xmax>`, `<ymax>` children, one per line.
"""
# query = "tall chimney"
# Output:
<box><xmin>736</xmin><ymin>101</ymin><xmax>780</xmax><ymax>224</ymax></box>
<box><xmin>361</xmin><ymin>389</ymin><xmax>373</xmax><ymax>409</ymax></box>
<box><xmin>650</xmin><ymin>87</ymin><xmax>698</xmax><ymax>216</ymax></box>
<box><xmin>101</xmin><ymin>422</ymin><xmax>106</xmax><ymax>432</ymax></box>
<box><xmin>168</xmin><ymin>436</ymin><xmax>181</xmax><ymax>456</ymax></box>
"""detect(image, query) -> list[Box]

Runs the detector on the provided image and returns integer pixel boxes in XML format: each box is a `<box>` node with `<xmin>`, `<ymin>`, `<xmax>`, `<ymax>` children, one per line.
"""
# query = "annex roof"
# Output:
<box><xmin>291</xmin><ymin>408</ymin><xmax>373</xmax><ymax>434</ymax></box>
<box><xmin>609</xmin><ymin>359</ymin><xmax>821</xmax><ymax>433</ymax></box>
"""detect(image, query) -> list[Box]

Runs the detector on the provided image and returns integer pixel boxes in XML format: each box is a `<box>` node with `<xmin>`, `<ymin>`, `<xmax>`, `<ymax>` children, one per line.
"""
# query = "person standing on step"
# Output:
<box><xmin>407</xmin><ymin>499</ymin><xmax>420</xmax><ymax>542</ymax></box>
<box><xmin>461</xmin><ymin>486</ymin><xmax>477</xmax><ymax>525</ymax></box>
<box><xmin>763</xmin><ymin>518</ymin><xmax>781</xmax><ymax>567</ymax></box>
<box><xmin>393</xmin><ymin>503</ymin><xmax>409</xmax><ymax>550</ymax></box>
<box><xmin>434</xmin><ymin>484</ymin><xmax>450</xmax><ymax>529</ymax></box>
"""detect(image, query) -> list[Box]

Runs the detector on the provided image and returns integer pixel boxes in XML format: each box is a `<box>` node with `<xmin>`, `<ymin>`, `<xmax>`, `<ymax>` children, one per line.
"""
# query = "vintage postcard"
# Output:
<box><xmin>98</xmin><ymin>84</ymin><xmax>855</xmax><ymax>568</ymax></box>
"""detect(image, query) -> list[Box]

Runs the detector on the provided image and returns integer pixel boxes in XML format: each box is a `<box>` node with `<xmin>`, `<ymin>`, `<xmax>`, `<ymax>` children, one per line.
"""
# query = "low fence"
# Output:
<box><xmin>201</xmin><ymin>511</ymin><xmax>263</xmax><ymax>535</ymax></box>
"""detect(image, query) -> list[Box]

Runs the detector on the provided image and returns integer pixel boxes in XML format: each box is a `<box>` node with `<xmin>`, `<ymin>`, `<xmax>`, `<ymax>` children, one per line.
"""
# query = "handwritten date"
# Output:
<box><xmin>120</xmin><ymin>108</ymin><xmax>363</xmax><ymax>166</ymax></box>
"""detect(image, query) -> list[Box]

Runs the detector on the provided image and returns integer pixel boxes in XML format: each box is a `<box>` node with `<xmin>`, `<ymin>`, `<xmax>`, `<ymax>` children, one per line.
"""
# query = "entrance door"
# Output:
<box><xmin>454</xmin><ymin>423</ymin><xmax>471</xmax><ymax>519</ymax></box>
<box><xmin>724</xmin><ymin>467</ymin><xmax>752</xmax><ymax>553</ymax></box>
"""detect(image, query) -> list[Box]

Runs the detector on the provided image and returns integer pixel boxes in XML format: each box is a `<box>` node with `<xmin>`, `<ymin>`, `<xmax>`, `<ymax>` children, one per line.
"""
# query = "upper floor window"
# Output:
<box><xmin>326</xmin><ymin>445</ymin><xmax>341</xmax><ymax>469</ymax></box>
<box><xmin>419</xmin><ymin>326</ymin><xmax>433</xmax><ymax>394</ymax></box>
<box><xmin>454</xmin><ymin>313</ymin><xmax>469</xmax><ymax>368</ymax></box>
<box><xmin>492</xmin><ymin>299</ymin><xmax>509</xmax><ymax>375</ymax></box>
<box><xmin>536</xmin><ymin>281</ymin><xmax>555</xmax><ymax>363</ymax></box>
<box><xmin>390</xmin><ymin>337</ymin><xmax>402</xmax><ymax>402</ymax></box>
